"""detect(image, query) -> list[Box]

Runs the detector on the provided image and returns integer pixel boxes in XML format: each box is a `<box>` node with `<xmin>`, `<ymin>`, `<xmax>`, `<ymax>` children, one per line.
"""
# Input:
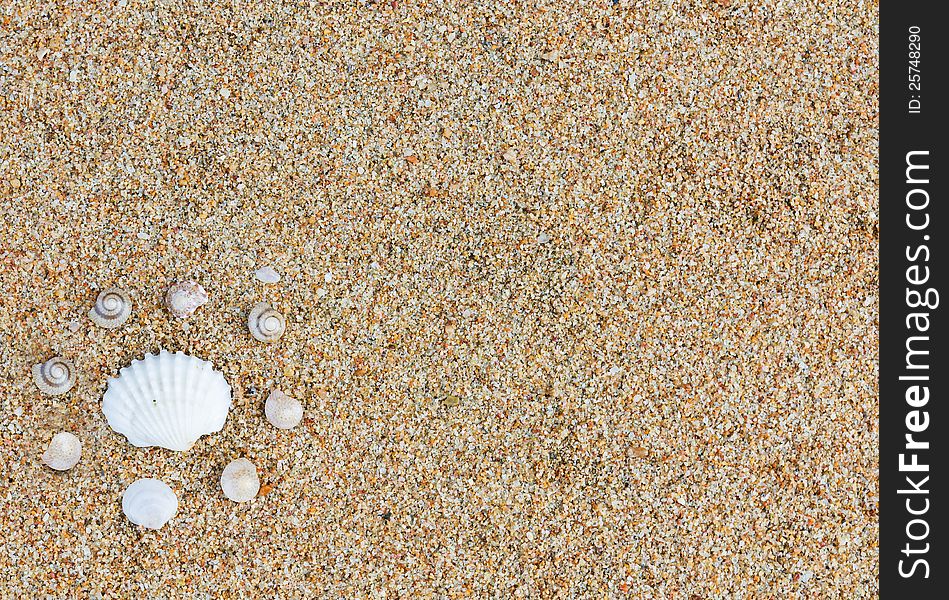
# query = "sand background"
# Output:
<box><xmin>1</xmin><ymin>0</ymin><xmax>877</xmax><ymax>597</ymax></box>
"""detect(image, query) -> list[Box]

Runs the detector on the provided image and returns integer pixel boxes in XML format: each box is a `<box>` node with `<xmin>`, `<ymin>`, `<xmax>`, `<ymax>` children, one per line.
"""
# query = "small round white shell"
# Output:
<box><xmin>122</xmin><ymin>479</ymin><xmax>178</xmax><ymax>530</ymax></box>
<box><xmin>164</xmin><ymin>281</ymin><xmax>208</xmax><ymax>319</ymax></box>
<box><xmin>221</xmin><ymin>458</ymin><xmax>260</xmax><ymax>502</ymax></box>
<box><xmin>265</xmin><ymin>390</ymin><xmax>303</xmax><ymax>429</ymax></box>
<box><xmin>42</xmin><ymin>432</ymin><xmax>82</xmax><ymax>471</ymax></box>
<box><xmin>248</xmin><ymin>302</ymin><xmax>285</xmax><ymax>343</ymax></box>
<box><xmin>32</xmin><ymin>356</ymin><xmax>76</xmax><ymax>395</ymax></box>
<box><xmin>89</xmin><ymin>287</ymin><xmax>133</xmax><ymax>329</ymax></box>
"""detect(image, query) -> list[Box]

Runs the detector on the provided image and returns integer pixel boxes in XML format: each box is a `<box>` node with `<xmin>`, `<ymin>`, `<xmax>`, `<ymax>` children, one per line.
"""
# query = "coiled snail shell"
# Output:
<box><xmin>88</xmin><ymin>287</ymin><xmax>133</xmax><ymax>329</ymax></box>
<box><xmin>32</xmin><ymin>356</ymin><xmax>76</xmax><ymax>396</ymax></box>
<box><xmin>248</xmin><ymin>302</ymin><xmax>286</xmax><ymax>343</ymax></box>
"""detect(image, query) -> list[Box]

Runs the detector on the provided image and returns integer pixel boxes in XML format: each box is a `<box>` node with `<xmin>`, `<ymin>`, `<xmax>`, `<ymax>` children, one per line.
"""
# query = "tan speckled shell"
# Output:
<box><xmin>42</xmin><ymin>432</ymin><xmax>82</xmax><ymax>471</ymax></box>
<box><xmin>265</xmin><ymin>390</ymin><xmax>304</xmax><ymax>429</ymax></box>
<box><xmin>220</xmin><ymin>458</ymin><xmax>260</xmax><ymax>502</ymax></box>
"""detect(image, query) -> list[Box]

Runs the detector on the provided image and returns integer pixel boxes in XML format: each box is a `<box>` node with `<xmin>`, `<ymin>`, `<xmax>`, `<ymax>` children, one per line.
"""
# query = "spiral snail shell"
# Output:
<box><xmin>32</xmin><ymin>356</ymin><xmax>76</xmax><ymax>395</ymax></box>
<box><xmin>248</xmin><ymin>302</ymin><xmax>286</xmax><ymax>343</ymax></box>
<box><xmin>88</xmin><ymin>287</ymin><xmax>133</xmax><ymax>329</ymax></box>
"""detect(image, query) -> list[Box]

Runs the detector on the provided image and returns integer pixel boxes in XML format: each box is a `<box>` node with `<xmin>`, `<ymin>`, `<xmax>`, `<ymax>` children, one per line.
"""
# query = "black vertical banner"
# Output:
<box><xmin>880</xmin><ymin>2</ymin><xmax>946</xmax><ymax>597</ymax></box>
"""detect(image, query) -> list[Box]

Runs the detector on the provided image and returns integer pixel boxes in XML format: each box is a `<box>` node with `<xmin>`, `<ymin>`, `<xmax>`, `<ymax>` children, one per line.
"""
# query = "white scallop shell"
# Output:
<box><xmin>248</xmin><ymin>302</ymin><xmax>285</xmax><ymax>343</ymax></box>
<box><xmin>265</xmin><ymin>390</ymin><xmax>303</xmax><ymax>430</ymax></box>
<box><xmin>101</xmin><ymin>350</ymin><xmax>232</xmax><ymax>451</ymax></box>
<box><xmin>221</xmin><ymin>458</ymin><xmax>260</xmax><ymax>502</ymax></box>
<box><xmin>89</xmin><ymin>287</ymin><xmax>133</xmax><ymax>329</ymax></box>
<box><xmin>32</xmin><ymin>356</ymin><xmax>76</xmax><ymax>395</ymax></box>
<box><xmin>122</xmin><ymin>479</ymin><xmax>178</xmax><ymax>530</ymax></box>
<box><xmin>42</xmin><ymin>432</ymin><xmax>82</xmax><ymax>471</ymax></box>
<box><xmin>164</xmin><ymin>281</ymin><xmax>208</xmax><ymax>319</ymax></box>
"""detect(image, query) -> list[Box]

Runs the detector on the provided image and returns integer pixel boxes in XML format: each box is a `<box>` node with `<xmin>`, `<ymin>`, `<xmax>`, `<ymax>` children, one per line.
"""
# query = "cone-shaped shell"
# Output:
<box><xmin>221</xmin><ymin>458</ymin><xmax>260</xmax><ymax>502</ymax></box>
<box><xmin>32</xmin><ymin>357</ymin><xmax>76</xmax><ymax>395</ymax></box>
<box><xmin>89</xmin><ymin>287</ymin><xmax>133</xmax><ymax>329</ymax></box>
<box><xmin>122</xmin><ymin>479</ymin><xmax>178</xmax><ymax>530</ymax></box>
<box><xmin>102</xmin><ymin>350</ymin><xmax>232</xmax><ymax>451</ymax></box>
<box><xmin>42</xmin><ymin>432</ymin><xmax>82</xmax><ymax>471</ymax></box>
<box><xmin>265</xmin><ymin>390</ymin><xmax>303</xmax><ymax>429</ymax></box>
<box><xmin>248</xmin><ymin>302</ymin><xmax>285</xmax><ymax>343</ymax></box>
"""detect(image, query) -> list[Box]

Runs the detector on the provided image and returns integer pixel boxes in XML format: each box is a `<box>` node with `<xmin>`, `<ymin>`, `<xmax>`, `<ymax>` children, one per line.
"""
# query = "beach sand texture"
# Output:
<box><xmin>1</xmin><ymin>0</ymin><xmax>877</xmax><ymax>597</ymax></box>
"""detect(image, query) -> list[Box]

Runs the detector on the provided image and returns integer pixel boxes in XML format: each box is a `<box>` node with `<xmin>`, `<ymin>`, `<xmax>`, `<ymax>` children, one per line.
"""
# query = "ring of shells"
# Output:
<box><xmin>36</xmin><ymin>280</ymin><xmax>303</xmax><ymax>530</ymax></box>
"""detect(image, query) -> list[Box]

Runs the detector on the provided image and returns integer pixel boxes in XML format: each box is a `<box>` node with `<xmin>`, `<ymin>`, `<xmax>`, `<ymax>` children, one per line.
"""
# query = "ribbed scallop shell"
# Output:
<box><xmin>221</xmin><ymin>458</ymin><xmax>260</xmax><ymax>502</ymax></box>
<box><xmin>101</xmin><ymin>350</ymin><xmax>232</xmax><ymax>451</ymax></box>
<box><xmin>32</xmin><ymin>356</ymin><xmax>76</xmax><ymax>395</ymax></box>
<box><xmin>122</xmin><ymin>479</ymin><xmax>178</xmax><ymax>530</ymax></box>
<box><xmin>89</xmin><ymin>287</ymin><xmax>133</xmax><ymax>329</ymax></box>
<box><xmin>248</xmin><ymin>302</ymin><xmax>286</xmax><ymax>343</ymax></box>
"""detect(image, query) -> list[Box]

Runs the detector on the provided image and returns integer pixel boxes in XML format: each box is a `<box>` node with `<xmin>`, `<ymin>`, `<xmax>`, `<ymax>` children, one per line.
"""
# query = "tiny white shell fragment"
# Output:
<box><xmin>101</xmin><ymin>350</ymin><xmax>232</xmax><ymax>451</ymax></box>
<box><xmin>221</xmin><ymin>458</ymin><xmax>260</xmax><ymax>502</ymax></box>
<box><xmin>248</xmin><ymin>302</ymin><xmax>285</xmax><ymax>343</ymax></box>
<box><xmin>32</xmin><ymin>357</ymin><xmax>76</xmax><ymax>396</ymax></box>
<box><xmin>122</xmin><ymin>479</ymin><xmax>178</xmax><ymax>530</ymax></box>
<box><xmin>254</xmin><ymin>266</ymin><xmax>281</xmax><ymax>284</ymax></box>
<box><xmin>164</xmin><ymin>281</ymin><xmax>208</xmax><ymax>319</ymax></box>
<box><xmin>265</xmin><ymin>390</ymin><xmax>303</xmax><ymax>429</ymax></box>
<box><xmin>42</xmin><ymin>432</ymin><xmax>82</xmax><ymax>471</ymax></box>
<box><xmin>89</xmin><ymin>287</ymin><xmax>133</xmax><ymax>329</ymax></box>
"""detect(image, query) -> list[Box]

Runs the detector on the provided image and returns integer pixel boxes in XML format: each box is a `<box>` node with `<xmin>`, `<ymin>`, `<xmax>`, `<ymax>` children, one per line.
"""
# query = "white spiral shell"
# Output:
<box><xmin>42</xmin><ymin>432</ymin><xmax>82</xmax><ymax>471</ymax></box>
<box><xmin>32</xmin><ymin>356</ymin><xmax>76</xmax><ymax>395</ymax></box>
<box><xmin>265</xmin><ymin>390</ymin><xmax>303</xmax><ymax>429</ymax></box>
<box><xmin>164</xmin><ymin>281</ymin><xmax>208</xmax><ymax>319</ymax></box>
<box><xmin>122</xmin><ymin>479</ymin><xmax>178</xmax><ymax>530</ymax></box>
<box><xmin>101</xmin><ymin>350</ymin><xmax>232</xmax><ymax>451</ymax></box>
<box><xmin>221</xmin><ymin>458</ymin><xmax>260</xmax><ymax>502</ymax></box>
<box><xmin>248</xmin><ymin>302</ymin><xmax>286</xmax><ymax>343</ymax></box>
<box><xmin>89</xmin><ymin>287</ymin><xmax>133</xmax><ymax>329</ymax></box>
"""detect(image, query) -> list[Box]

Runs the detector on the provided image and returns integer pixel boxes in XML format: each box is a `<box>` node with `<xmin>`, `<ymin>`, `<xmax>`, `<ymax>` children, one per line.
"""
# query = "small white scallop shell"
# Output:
<box><xmin>42</xmin><ymin>432</ymin><xmax>82</xmax><ymax>471</ymax></box>
<box><xmin>32</xmin><ymin>356</ymin><xmax>76</xmax><ymax>395</ymax></box>
<box><xmin>265</xmin><ymin>390</ymin><xmax>303</xmax><ymax>429</ymax></box>
<box><xmin>221</xmin><ymin>458</ymin><xmax>260</xmax><ymax>502</ymax></box>
<box><xmin>89</xmin><ymin>287</ymin><xmax>133</xmax><ymax>329</ymax></box>
<box><xmin>101</xmin><ymin>350</ymin><xmax>232</xmax><ymax>451</ymax></box>
<box><xmin>164</xmin><ymin>281</ymin><xmax>208</xmax><ymax>319</ymax></box>
<box><xmin>122</xmin><ymin>479</ymin><xmax>178</xmax><ymax>530</ymax></box>
<box><xmin>248</xmin><ymin>302</ymin><xmax>286</xmax><ymax>343</ymax></box>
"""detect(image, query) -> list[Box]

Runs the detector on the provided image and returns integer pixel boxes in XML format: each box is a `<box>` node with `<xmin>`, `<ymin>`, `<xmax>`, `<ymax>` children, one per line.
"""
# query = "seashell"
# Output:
<box><xmin>102</xmin><ymin>349</ymin><xmax>232</xmax><ymax>451</ymax></box>
<box><xmin>248</xmin><ymin>302</ymin><xmax>285</xmax><ymax>343</ymax></box>
<box><xmin>221</xmin><ymin>458</ymin><xmax>260</xmax><ymax>502</ymax></box>
<box><xmin>32</xmin><ymin>356</ymin><xmax>76</xmax><ymax>395</ymax></box>
<box><xmin>265</xmin><ymin>390</ymin><xmax>303</xmax><ymax>430</ymax></box>
<box><xmin>89</xmin><ymin>287</ymin><xmax>133</xmax><ymax>329</ymax></box>
<box><xmin>164</xmin><ymin>281</ymin><xmax>208</xmax><ymax>319</ymax></box>
<box><xmin>122</xmin><ymin>478</ymin><xmax>178</xmax><ymax>530</ymax></box>
<box><xmin>42</xmin><ymin>432</ymin><xmax>82</xmax><ymax>471</ymax></box>
<box><xmin>254</xmin><ymin>266</ymin><xmax>281</xmax><ymax>284</ymax></box>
